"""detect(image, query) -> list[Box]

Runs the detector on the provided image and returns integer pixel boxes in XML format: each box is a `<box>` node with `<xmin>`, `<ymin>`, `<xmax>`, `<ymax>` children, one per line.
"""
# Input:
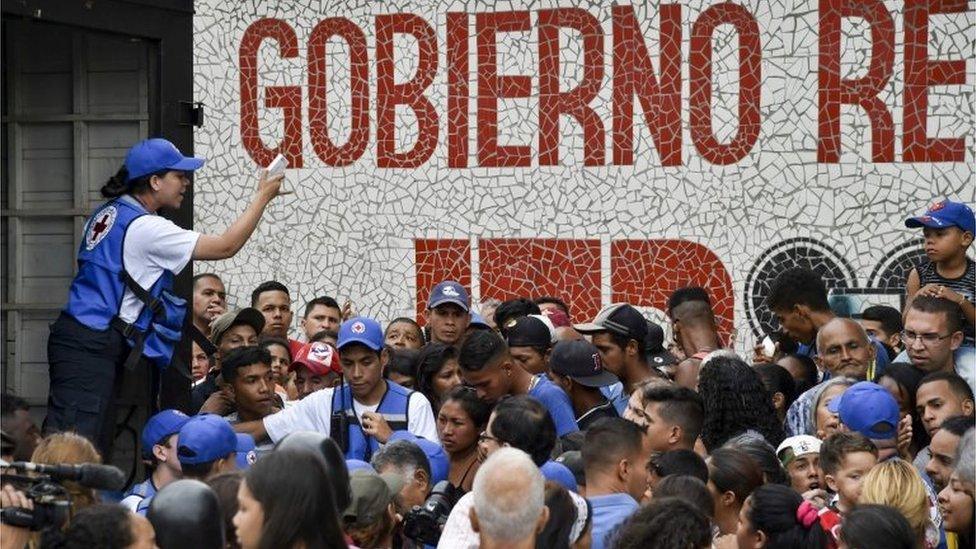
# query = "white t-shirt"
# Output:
<box><xmin>437</xmin><ymin>492</ymin><xmax>478</xmax><ymax>549</ymax></box>
<box><xmin>118</xmin><ymin>198</ymin><xmax>200</xmax><ymax>323</ymax></box>
<box><xmin>263</xmin><ymin>384</ymin><xmax>439</xmax><ymax>444</ymax></box>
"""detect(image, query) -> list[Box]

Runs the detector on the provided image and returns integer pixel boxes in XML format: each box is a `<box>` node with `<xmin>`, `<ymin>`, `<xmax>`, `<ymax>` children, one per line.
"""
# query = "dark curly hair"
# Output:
<box><xmin>611</xmin><ymin>496</ymin><xmax>711</xmax><ymax>549</ymax></box>
<box><xmin>746</xmin><ymin>484</ymin><xmax>830</xmax><ymax>548</ymax></box>
<box><xmin>698</xmin><ymin>352</ymin><xmax>785</xmax><ymax>452</ymax></box>
<box><xmin>41</xmin><ymin>504</ymin><xmax>133</xmax><ymax>549</ymax></box>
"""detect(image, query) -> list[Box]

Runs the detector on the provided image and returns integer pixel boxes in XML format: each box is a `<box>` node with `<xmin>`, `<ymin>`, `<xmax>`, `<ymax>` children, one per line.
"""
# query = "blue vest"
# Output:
<box><xmin>66</xmin><ymin>197</ymin><xmax>170</xmax><ymax>331</ymax></box>
<box><xmin>64</xmin><ymin>197</ymin><xmax>184</xmax><ymax>368</ymax></box>
<box><xmin>332</xmin><ymin>381</ymin><xmax>412</xmax><ymax>461</ymax></box>
<box><xmin>122</xmin><ymin>478</ymin><xmax>157</xmax><ymax>516</ymax></box>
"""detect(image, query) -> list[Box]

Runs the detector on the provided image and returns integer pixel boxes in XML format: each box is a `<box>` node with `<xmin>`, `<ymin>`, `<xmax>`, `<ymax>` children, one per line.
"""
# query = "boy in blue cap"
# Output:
<box><xmin>905</xmin><ymin>200</ymin><xmax>976</xmax><ymax>352</ymax></box>
<box><xmin>828</xmin><ymin>381</ymin><xmax>901</xmax><ymax>461</ymax></box>
<box><xmin>120</xmin><ymin>409</ymin><xmax>189</xmax><ymax>515</ymax></box>
<box><xmin>235</xmin><ymin>317</ymin><xmax>438</xmax><ymax>461</ymax></box>
<box><xmin>177</xmin><ymin>414</ymin><xmax>238</xmax><ymax>480</ymax></box>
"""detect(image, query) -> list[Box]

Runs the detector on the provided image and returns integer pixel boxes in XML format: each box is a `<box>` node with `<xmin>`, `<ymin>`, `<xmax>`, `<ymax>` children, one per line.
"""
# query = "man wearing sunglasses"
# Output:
<box><xmin>904</xmin><ymin>296</ymin><xmax>972</xmax><ymax>395</ymax></box>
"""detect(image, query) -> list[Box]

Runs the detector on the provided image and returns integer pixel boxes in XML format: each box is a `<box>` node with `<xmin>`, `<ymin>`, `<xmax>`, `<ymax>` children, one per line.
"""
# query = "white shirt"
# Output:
<box><xmin>263</xmin><ymin>384</ymin><xmax>439</xmax><ymax>444</ymax></box>
<box><xmin>437</xmin><ymin>492</ymin><xmax>478</xmax><ymax>549</ymax></box>
<box><xmin>118</xmin><ymin>197</ymin><xmax>199</xmax><ymax>323</ymax></box>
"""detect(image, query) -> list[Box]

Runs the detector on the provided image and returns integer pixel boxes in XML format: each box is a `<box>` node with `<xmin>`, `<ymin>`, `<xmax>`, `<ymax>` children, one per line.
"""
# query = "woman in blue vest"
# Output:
<box><xmin>45</xmin><ymin>138</ymin><xmax>285</xmax><ymax>457</ymax></box>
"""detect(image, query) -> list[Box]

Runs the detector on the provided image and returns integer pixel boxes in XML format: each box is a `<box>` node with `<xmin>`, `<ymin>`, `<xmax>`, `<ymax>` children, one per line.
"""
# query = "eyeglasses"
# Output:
<box><xmin>478</xmin><ymin>431</ymin><xmax>500</xmax><ymax>444</ymax></box>
<box><xmin>901</xmin><ymin>330</ymin><xmax>953</xmax><ymax>346</ymax></box>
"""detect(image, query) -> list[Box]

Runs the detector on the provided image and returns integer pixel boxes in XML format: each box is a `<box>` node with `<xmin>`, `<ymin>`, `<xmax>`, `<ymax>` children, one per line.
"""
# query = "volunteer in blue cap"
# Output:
<box><xmin>121</xmin><ymin>409</ymin><xmax>190</xmax><ymax>515</ymax></box>
<box><xmin>233</xmin><ymin>317</ymin><xmax>439</xmax><ymax>461</ymax></box>
<box><xmin>177</xmin><ymin>413</ymin><xmax>239</xmax><ymax>480</ymax></box>
<box><xmin>44</xmin><ymin>137</ymin><xmax>287</xmax><ymax>458</ymax></box>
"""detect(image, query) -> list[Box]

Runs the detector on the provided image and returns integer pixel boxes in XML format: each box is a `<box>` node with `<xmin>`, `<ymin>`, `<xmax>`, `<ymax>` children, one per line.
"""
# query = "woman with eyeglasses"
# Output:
<box><xmin>436</xmin><ymin>385</ymin><xmax>491</xmax><ymax>492</ymax></box>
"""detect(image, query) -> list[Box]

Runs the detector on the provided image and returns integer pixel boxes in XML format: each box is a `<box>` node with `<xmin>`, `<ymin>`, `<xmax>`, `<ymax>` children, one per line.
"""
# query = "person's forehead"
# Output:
<box><xmin>905</xmin><ymin>309</ymin><xmax>947</xmax><ymax>330</ymax></box>
<box><xmin>509</xmin><ymin>346</ymin><xmax>542</xmax><ymax>357</ymax></box>
<box><xmin>309</xmin><ymin>303</ymin><xmax>340</xmax><ymax>316</ymax></box>
<box><xmin>917</xmin><ymin>380</ymin><xmax>953</xmax><ymax>401</ymax></box>
<box><xmin>257</xmin><ymin>290</ymin><xmax>290</xmax><ymax>306</ymax></box>
<box><xmin>432</xmin><ymin>303</ymin><xmax>466</xmax><ymax>315</ymax></box>
<box><xmin>340</xmin><ymin>345</ymin><xmax>379</xmax><ymax>362</ymax></box>
<box><xmin>857</xmin><ymin>319</ymin><xmax>883</xmax><ymax>331</ymax></box>
<box><xmin>819</xmin><ymin>321</ymin><xmax>867</xmax><ymax>345</ymax></box>
<box><xmin>591</xmin><ymin>332</ymin><xmax>618</xmax><ymax>348</ymax></box>
<box><xmin>195</xmin><ymin>276</ymin><xmax>225</xmax><ymax>292</ymax></box>
<box><xmin>238</xmin><ymin>361</ymin><xmax>271</xmax><ymax>375</ymax></box>
<box><xmin>226</xmin><ymin>324</ymin><xmax>257</xmax><ymax>337</ymax></box>
<box><xmin>930</xmin><ymin>429</ymin><xmax>960</xmax><ymax>451</ymax></box>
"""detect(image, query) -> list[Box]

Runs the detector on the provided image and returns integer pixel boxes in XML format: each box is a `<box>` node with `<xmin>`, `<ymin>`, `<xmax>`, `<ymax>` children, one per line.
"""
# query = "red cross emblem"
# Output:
<box><xmin>85</xmin><ymin>206</ymin><xmax>117</xmax><ymax>250</ymax></box>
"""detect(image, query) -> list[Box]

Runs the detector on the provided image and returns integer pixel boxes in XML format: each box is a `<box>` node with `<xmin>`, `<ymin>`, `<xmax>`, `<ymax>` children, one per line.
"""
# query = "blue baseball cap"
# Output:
<box><xmin>428</xmin><ymin>280</ymin><xmax>469</xmax><ymax>312</ymax></box>
<box><xmin>541</xmin><ymin>461</ymin><xmax>578</xmax><ymax>492</ymax></box>
<box><xmin>125</xmin><ymin>138</ymin><xmax>205</xmax><ymax>181</ymax></box>
<box><xmin>828</xmin><ymin>381</ymin><xmax>900</xmax><ymax>440</ymax></box>
<box><xmin>337</xmin><ymin>317</ymin><xmax>384</xmax><ymax>352</ymax></box>
<box><xmin>141</xmin><ymin>409</ymin><xmax>190</xmax><ymax>459</ymax></box>
<box><xmin>905</xmin><ymin>200</ymin><xmax>975</xmax><ymax>235</ymax></box>
<box><xmin>470</xmin><ymin>311</ymin><xmax>491</xmax><ymax>330</ymax></box>
<box><xmin>177</xmin><ymin>414</ymin><xmax>237</xmax><ymax>465</ymax></box>
<box><xmin>346</xmin><ymin>459</ymin><xmax>376</xmax><ymax>474</ymax></box>
<box><xmin>235</xmin><ymin>434</ymin><xmax>257</xmax><ymax>470</ymax></box>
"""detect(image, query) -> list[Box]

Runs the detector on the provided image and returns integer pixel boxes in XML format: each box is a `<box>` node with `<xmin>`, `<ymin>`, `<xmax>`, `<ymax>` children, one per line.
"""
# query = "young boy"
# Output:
<box><xmin>818</xmin><ymin>432</ymin><xmax>879</xmax><ymax>540</ymax></box>
<box><xmin>905</xmin><ymin>200</ymin><xmax>976</xmax><ymax>368</ymax></box>
<box><xmin>120</xmin><ymin>409</ymin><xmax>189</xmax><ymax>515</ymax></box>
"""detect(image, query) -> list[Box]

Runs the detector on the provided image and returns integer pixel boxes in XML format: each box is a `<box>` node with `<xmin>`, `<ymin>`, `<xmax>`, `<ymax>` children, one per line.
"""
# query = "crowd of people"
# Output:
<box><xmin>0</xmin><ymin>137</ymin><xmax>974</xmax><ymax>549</ymax></box>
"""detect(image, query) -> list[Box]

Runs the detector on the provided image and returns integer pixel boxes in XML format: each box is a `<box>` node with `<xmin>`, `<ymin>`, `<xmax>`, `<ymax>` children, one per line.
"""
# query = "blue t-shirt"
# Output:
<box><xmin>589</xmin><ymin>493</ymin><xmax>640</xmax><ymax>549</ymax></box>
<box><xmin>528</xmin><ymin>374</ymin><xmax>580</xmax><ymax>437</ymax></box>
<box><xmin>601</xmin><ymin>382</ymin><xmax>628</xmax><ymax>415</ymax></box>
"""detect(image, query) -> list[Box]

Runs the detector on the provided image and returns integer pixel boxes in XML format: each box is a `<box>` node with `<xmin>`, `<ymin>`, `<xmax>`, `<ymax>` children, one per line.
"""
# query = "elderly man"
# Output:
<box><xmin>470</xmin><ymin>448</ymin><xmax>548</xmax><ymax>549</ymax></box>
<box><xmin>783</xmin><ymin>318</ymin><xmax>880</xmax><ymax>436</ymax></box>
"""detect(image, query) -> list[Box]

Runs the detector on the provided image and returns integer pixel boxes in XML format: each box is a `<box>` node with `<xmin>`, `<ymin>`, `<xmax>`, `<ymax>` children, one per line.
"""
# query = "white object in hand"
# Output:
<box><xmin>267</xmin><ymin>153</ymin><xmax>288</xmax><ymax>177</ymax></box>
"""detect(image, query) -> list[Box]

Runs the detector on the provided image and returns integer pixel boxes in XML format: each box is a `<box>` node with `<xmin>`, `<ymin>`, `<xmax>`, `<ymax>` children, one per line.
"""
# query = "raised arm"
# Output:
<box><xmin>192</xmin><ymin>170</ymin><xmax>285</xmax><ymax>260</ymax></box>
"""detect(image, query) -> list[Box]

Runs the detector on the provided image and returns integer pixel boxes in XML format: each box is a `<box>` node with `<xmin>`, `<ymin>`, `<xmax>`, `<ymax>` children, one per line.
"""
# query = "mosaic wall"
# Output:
<box><xmin>193</xmin><ymin>1</ymin><xmax>975</xmax><ymax>347</ymax></box>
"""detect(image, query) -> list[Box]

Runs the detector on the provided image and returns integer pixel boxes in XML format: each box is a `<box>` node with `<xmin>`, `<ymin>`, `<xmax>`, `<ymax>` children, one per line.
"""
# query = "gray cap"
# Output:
<box><xmin>210</xmin><ymin>308</ymin><xmax>265</xmax><ymax>345</ymax></box>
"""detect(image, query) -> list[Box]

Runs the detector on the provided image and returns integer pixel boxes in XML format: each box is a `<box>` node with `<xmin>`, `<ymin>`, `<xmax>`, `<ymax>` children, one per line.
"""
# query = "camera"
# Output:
<box><xmin>401</xmin><ymin>480</ymin><xmax>462</xmax><ymax>545</ymax></box>
<box><xmin>1</xmin><ymin>461</ymin><xmax>125</xmax><ymax>531</ymax></box>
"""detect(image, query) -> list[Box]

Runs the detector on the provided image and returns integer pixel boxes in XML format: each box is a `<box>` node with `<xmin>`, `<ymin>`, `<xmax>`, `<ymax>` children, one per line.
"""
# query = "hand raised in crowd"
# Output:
<box><xmin>360</xmin><ymin>412</ymin><xmax>393</xmax><ymax>443</ymax></box>
<box><xmin>199</xmin><ymin>385</ymin><xmax>236</xmax><ymax>416</ymax></box>
<box><xmin>802</xmin><ymin>488</ymin><xmax>829</xmax><ymax>510</ymax></box>
<box><xmin>0</xmin><ymin>484</ymin><xmax>33</xmax><ymax>549</ymax></box>
<box><xmin>896</xmin><ymin>414</ymin><xmax>914</xmax><ymax>461</ymax></box>
<box><xmin>916</xmin><ymin>283</ymin><xmax>965</xmax><ymax>305</ymax></box>
<box><xmin>341</xmin><ymin>299</ymin><xmax>355</xmax><ymax>321</ymax></box>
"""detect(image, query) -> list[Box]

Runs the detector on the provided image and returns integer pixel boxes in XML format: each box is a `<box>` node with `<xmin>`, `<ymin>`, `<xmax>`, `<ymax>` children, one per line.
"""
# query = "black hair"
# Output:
<box><xmin>302</xmin><ymin>296</ymin><xmax>340</xmax><ymax>318</ymax></box>
<box><xmin>919</xmin><ymin>371</ymin><xmax>975</xmax><ymax>402</ymax></box>
<box><xmin>493</xmin><ymin>298</ymin><xmax>541</xmax><ymax>333</ymax></box>
<box><xmin>707</xmin><ymin>447</ymin><xmax>764</xmax><ymax>505</ymax></box>
<box><xmin>386</xmin><ymin>317</ymin><xmax>425</xmax><ymax>344</ymax></box>
<box><xmin>653</xmin><ymin>475</ymin><xmax>713</xmax><ymax>518</ymax></box>
<box><xmin>309</xmin><ymin>329</ymin><xmax>339</xmax><ymax>344</ymax></box>
<box><xmin>258</xmin><ymin>336</ymin><xmax>293</xmax><ymax>362</ymax></box>
<box><xmin>907</xmin><ymin>296</ymin><xmax>964</xmax><ymax>334</ymax></box>
<box><xmin>723</xmin><ymin>432</ymin><xmax>790</xmax><ymax>485</ymax></box>
<box><xmin>386</xmin><ymin>347</ymin><xmax>420</xmax><ymax>378</ymax></box>
<box><xmin>192</xmin><ymin>272</ymin><xmax>222</xmax><ymax>286</ymax></box>
<box><xmin>180</xmin><ymin>460</ymin><xmax>222</xmax><ymax>480</ymax></box>
<box><xmin>861</xmin><ymin>305</ymin><xmax>904</xmax><ymax>335</ymax></box>
<box><xmin>648</xmin><ymin>449</ymin><xmax>709</xmax><ymax>484</ymax></box>
<box><xmin>779</xmin><ymin>353</ymin><xmax>818</xmax><ymax>393</ymax></box>
<box><xmin>819</xmin><ymin>432</ymin><xmax>877</xmax><ymax>475</ymax></box>
<box><xmin>766</xmin><ymin>267</ymin><xmax>830</xmax><ymax>313</ymax></box>
<box><xmin>639</xmin><ymin>385</ymin><xmax>704</xmax><ymax>445</ymax></box>
<box><xmin>441</xmin><ymin>385</ymin><xmax>492</xmax><ymax>429</ymax></box>
<box><xmin>250</xmin><ymin>280</ymin><xmax>290</xmax><ymax>307</ymax></box>
<box><xmin>492</xmin><ymin>395</ymin><xmax>557</xmax><ymax>466</ymax></box>
<box><xmin>371</xmin><ymin>439</ymin><xmax>431</xmax><ymax>481</ymax></box>
<box><xmin>533</xmin><ymin>296</ymin><xmax>569</xmax><ymax>315</ymax></box>
<box><xmin>698</xmin><ymin>354</ymin><xmax>786</xmax><ymax>451</ymax></box>
<box><xmin>206</xmin><ymin>471</ymin><xmax>244</xmax><ymax>549</ymax></box>
<box><xmin>878</xmin><ymin>362</ymin><xmax>929</xmax><ymax>451</ymax></box>
<box><xmin>755</xmin><ymin>363</ymin><xmax>799</xmax><ymax>412</ymax></box>
<box><xmin>221</xmin><ymin>345</ymin><xmax>271</xmax><ymax>384</ymax></box>
<box><xmin>41</xmin><ymin>503</ymin><xmax>134</xmax><ymax>549</ymax></box>
<box><xmin>415</xmin><ymin>343</ymin><xmax>459</xmax><ymax>410</ymax></box>
<box><xmin>839</xmin><ymin>504</ymin><xmax>917</xmax><ymax>549</ymax></box>
<box><xmin>535</xmin><ymin>481</ymin><xmax>583</xmax><ymax>549</ymax></box>
<box><xmin>611</xmin><ymin>497</ymin><xmax>711</xmax><ymax>549</ymax></box>
<box><xmin>457</xmin><ymin>330</ymin><xmax>507</xmax><ymax>372</ymax></box>
<box><xmin>582</xmin><ymin>417</ymin><xmax>645</xmax><ymax>477</ymax></box>
<box><xmin>1</xmin><ymin>392</ymin><xmax>29</xmax><ymax>416</ymax></box>
<box><xmin>940</xmin><ymin>415</ymin><xmax>976</xmax><ymax>437</ymax></box>
<box><xmin>747</xmin><ymin>484</ymin><xmax>830</xmax><ymax>548</ymax></box>
<box><xmin>245</xmin><ymin>449</ymin><xmax>348</xmax><ymax>549</ymax></box>
<box><xmin>666</xmin><ymin>286</ymin><xmax>712</xmax><ymax>317</ymax></box>
<box><xmin>100</xmin><ymin>165</ymin><xmax>164</xmax><ymax>198</ymax></box>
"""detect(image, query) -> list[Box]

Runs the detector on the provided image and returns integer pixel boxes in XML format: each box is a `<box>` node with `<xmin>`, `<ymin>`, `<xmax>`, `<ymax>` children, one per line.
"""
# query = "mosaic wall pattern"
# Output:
<box><xmin>193</xmin><ymin>1</ymin><xmax>975</xmax><ymax>347</ymax></box>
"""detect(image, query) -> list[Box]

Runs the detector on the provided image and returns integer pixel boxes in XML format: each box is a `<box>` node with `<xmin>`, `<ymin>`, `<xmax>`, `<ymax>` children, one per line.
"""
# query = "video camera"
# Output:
<box><xmin>0</xmin><ymin>461</ymin><xmax>126</xmax><ymax>531</ymax></box>
<box><xmin>401</xmin><ymin>480</ymin><xmax>462</xmax><ymax>545</ymax></box>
